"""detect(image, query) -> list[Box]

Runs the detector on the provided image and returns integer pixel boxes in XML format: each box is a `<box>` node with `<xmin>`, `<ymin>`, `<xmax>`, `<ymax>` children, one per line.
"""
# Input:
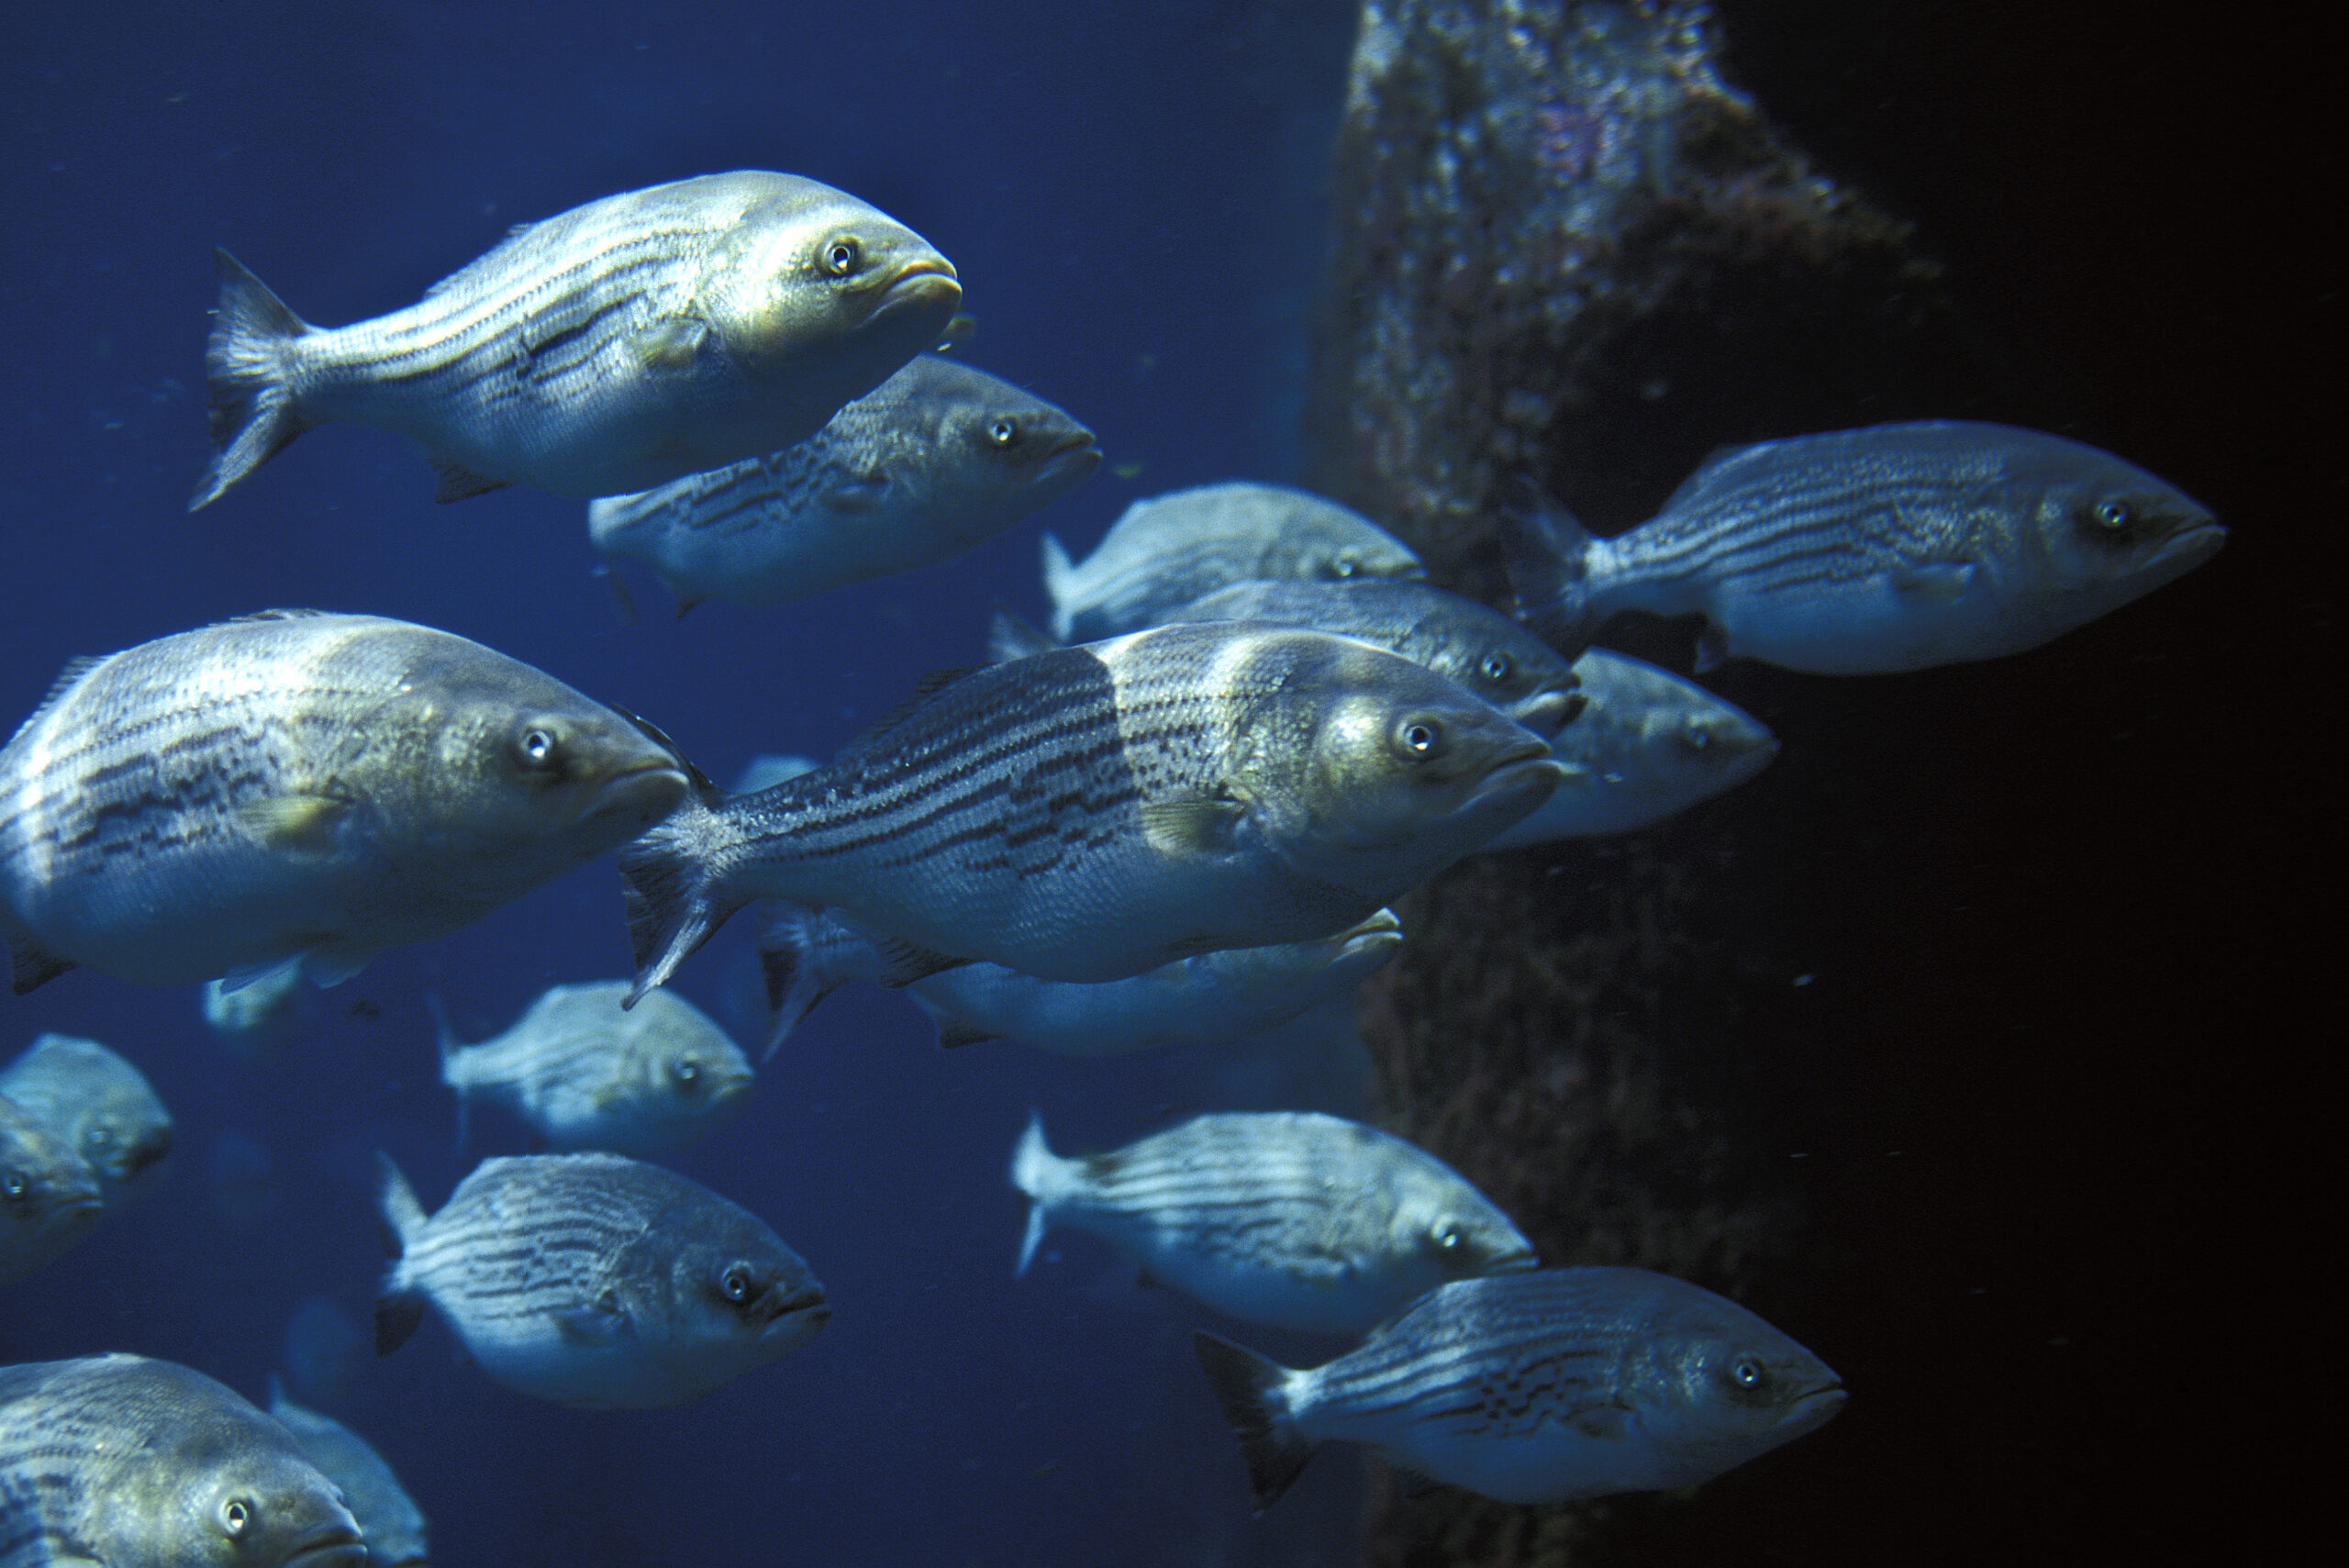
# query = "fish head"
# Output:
<box><xmin>173</xmin><ymin>1447</ymin><xmax>366</xmax><ymax>1568</ymax></box>
<box><xmin>1212</xmin><ymin>906</ymin><xmax>1407</xmax><ymax>1005</ymax></box>
<box><xmin>75</xmin><ymin>1105</ymin><xmax>175</xmax><ymax>1187</ymax></box>
<box><xmin>1401</xmin><ymin>1194</ymin><xmax>1541</xmax><ymax>1286</ymax></box>
<box><xmin>1419</xmin><ymin>608</ymin><xmax>1586</xmax><ymax>737</ymax></box>
<box><xmin>907</xmin><ymin>361</ymin><xmax>1103</xmax><ymax>536</ymax></box>
<box><xmin>1243</xmin><ymin>633</ymin><xmax>1566</xmax><ymax>885</ymax></box>
<box><xmin>663</xmin><ymin>1225</ymin><xmax>831</xmax><ymax>1367</ymax></box>
<box><xmin>2024</xmin><ymin>443</ymin><xmax>2226</xmax><ymax>618</ymax></box>
<box><xmin>361</xmin><ymin>653</ymin><xmax>691</xmax><ymax>909</ymax></box>
<box><xmin>626</xmin><ymin>997</ymin><xmax>756</xmax><ymax>1121</ymax></box>
<box><xmin>0</xmin><ymin>1101</ymin><xmax>105</xmax><ymax>1247</ymax></box>
<box><xmin>1626</xmin><ymin>1293</ymin><xmax>1847</xmax><ymax>1485</ymax></box>
<box><xmin>704</xmin><ymin>176</ymin><xmax>962</xmax><ymax>401</ymax></box>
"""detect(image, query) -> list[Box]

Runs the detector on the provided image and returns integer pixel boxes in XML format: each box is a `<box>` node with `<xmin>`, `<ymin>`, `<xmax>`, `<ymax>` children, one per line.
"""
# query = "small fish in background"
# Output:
<box><xmin>436</xmin><ymin>981</ymin><xmax>753</xmax><ymax>1157</ymax></box>
<box><xmin>203</xmin><ymin>965</ymin><xmax>312</xmax><ymax>1059</ymax></box>
<box><xmin>190</xmin><ymin>171</ymin><xmax>962</xmax><ymax>509</ymax></box>
<box><xmin>620</xmin><ymin>621</ymin><xmax>1564</xmax><ymax>997</ymax></box>
<box><xmin>373</xmin><ymin>1151</ymin><xmax>827</xmax><ymax>1408</ymax></box>
<box><xmin>0</xmin><ymin>1353</ymin><xmax>364</xmax><ymax>1567</ymax></box>
<box><xmin>206</xmin><ymin>1129</ymin><xmax>284</xmax><ymax>1234</ymax></box>
<box><xmin>1010</xmin><ymin>1110</ymin><xmax>1535</xmax><ymax>1336</ymax></box>
<box><xmin>0</xmin><ymin>1096</ymin><xmax>104</xmax><ymax>1284</ymax></box>
<box><xmin>0</xmin><ymin>610</ymin><xmax>691</xmax><ymax>994</ymax></box>
<box><xmin>0</xmin><ymin>1032</ymin><xmax>173</xmax><ymax>1207</ymax></box>
<box><xmin>589</xmin><ymin>354</ymin><xmax>1102</xmax><ymax>612</ymax></box>
<box><xmin>1479</xmin><ymin>650</ymin><xmax>1779</xmax><ymax>847</ymax></box>
<box><xmin>280</xmin><ymin>1294</ymin><xmax>364</xmax><ymax>1408</ymax></box>
<box><xmin>756</xmin><ymin>901</ymin><xmax>1403</xmax><ymax>1054</ymax></box>
<box><xmin>1505</xmin><ymin>420</ymin><xmax>2225</xmax><ymax>673</ymax></box>
<box><xmin>1193</xmin><ymin>1266</ymin><xmax>1844</xmax><ymax>1511</ymax></box>
<box><xmin>728</xmin><ymin>752</ymin><xmax>821</xmax><ymax>796</ymax></box>
<box><xmin>1042</xmin><ymin>481</ymin><xmax>1425</xmax><ymax>642</ymax></box>
<box><xmin>268</xmin><ymin>1376</ymin><xmax>430</xmax><ymax>1568</ymax></box>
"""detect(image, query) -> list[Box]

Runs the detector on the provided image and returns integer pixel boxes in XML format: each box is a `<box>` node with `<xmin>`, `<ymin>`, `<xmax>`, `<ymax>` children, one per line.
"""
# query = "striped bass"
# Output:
<box><xmin>373</xmin><ymin>1151</ymin><xmax>827</xmax><ymax>1408</ymax></box>
<box><xmin>589</xmin><ymin>352</ymin><xmax>1101</xmax><ymax>612</ymax></box>
<box><xmin>1194</xmin><ymin>1266</ymin><xmax>1845</xmax><ymax>1510</ymax></box>
<box><xmin>0</xmin><ymin>1095</ymin><xmax>103</xmax><ymax>1284</ymax></box>
<box><xmin>1507</xmin><ymin>420</ymin><xmax>2226</xmax><ymax>673</ymax></box>
<box><xmin>0</xmin><ymin>1353</ymin><xmax>364</xmax><ymax>1567</ymax></box>
<box><xmin>0</xmin><ymin>1032</ymin><xmax>173</xmax><ymax>1204</ymax></box>
<box><xmin>191</xmin><ymin>171</ymin><xmax>962</xmax><ymax>509</ymax></box>
<box><xmin>437</xmin><ymin>979</ymin><xmax>753</xmax><ymax>1156</ymax></box>
<box><xmin>1479</xmin><ymin>650</ymin><xmax>1778</xmax><ymax>846</ymax></box>
<box><xmin>618</xmin><ymin>621</ymin><xmax>1567</xmax><ymax>997</ymax></box>
<box><xmin>1012</xmin><ymin>1110</ymin><xmax>1533</xmax><ymax>1336</ymax></box>
<box><xmin>266</xmin><ymin>1379</ymin><xmax>430</xmax><ymax>1568</ymax></box>
<box><xmin>0</xmin><ymin>610</ymin><xmax>690</xmax><ymax>993</ymax></box>
<box><xmin>1042</xmin><ymin>481</ymin><xmax>1425</xmax><ymax>642</ymax></box>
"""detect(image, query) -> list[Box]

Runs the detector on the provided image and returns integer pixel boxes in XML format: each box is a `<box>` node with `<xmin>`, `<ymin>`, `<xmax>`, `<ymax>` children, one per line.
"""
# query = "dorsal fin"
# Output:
<box><xmin>830</xmin><ymin>667</ymin><xmax>985</xmax><ymax>762</ymax></box>
<box><xmin>228</xmin><ymin>607</ymin><xmax>336</xmax><ymax>623</ymax></box>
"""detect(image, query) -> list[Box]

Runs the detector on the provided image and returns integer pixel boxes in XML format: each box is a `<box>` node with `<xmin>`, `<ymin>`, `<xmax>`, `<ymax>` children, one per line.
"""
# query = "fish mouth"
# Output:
<box><xmin>2146</xmin><ymin>519</ymin><xmax>2227</xmax><ymax>574</ymax></box>
<box><xmin>584</xmin><ymin>761</ymin><xmax>693</xmax><ymax>826</ymax></box>
<box><xmin>1041</xmin><ymin>428</ymin><xmax>1106</xmax><ymax>480</ymax></box>
<box><xmin>1467</xmin><ymin>751</ymin><xmax>1572</xmax><ymax>811</ymax></box>
<box><xmin>870</xmin><ymin>258</ymin><xmax>963</xmax><ymax>325</ymax></box>
<box><xmin>285</xmin><ymin>1528</ymin><xmax>368</xmax><ymax>1568</ymax></box>
<box><xmin>1782</xmin><ymin>1380</ymin><xmax>1849</xmax><ymax>1429</ymax></box>
<box><xmin>1485</xmin><ymin>1247</ymin><xmax>1542</xmax><ymax>1275</ymax></box>
<box><xmin>1513</xmin><ymin>684</ymin><xmax>1586</xmax><ymax>738</ymax></box>
<box><xmin>754</xmin><ymin>1283</ymin><xmax>830</xmax><ymax>1332</ymax></box>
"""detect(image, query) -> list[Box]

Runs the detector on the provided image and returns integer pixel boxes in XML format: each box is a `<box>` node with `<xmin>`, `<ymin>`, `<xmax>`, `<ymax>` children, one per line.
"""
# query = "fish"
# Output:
<box><xmin>588</xmin><ymin>353</ymin><xmax>1101</xmax><ymax>612</ymax></box>
<box><xmin>1478</xmin><ymin>651</ymin><xmax>1779</xmax><ymax>847</ymax></box>
<box><xmin>203</xmin><ymin>964</ymin><xmax>312</xmax><ymax>1059</ymax></box>
<box><xmin>994</xmin><ymin>574</ymin><xmax>1585</xmax><ymax>738</ymax></box>
<box><xmin>618</xmin><ymin>620</ymin><xmax>1567</xmax><ymax>998</ymax></box>
<box><xmin>755</xmin><ymin>900</ymin><xmax>1403</xmax><ymax>1055</ymax></box>
<box><xmin>1010</xmin><ymin>1109</ymin><xmax>1535</xmax><ymax>1335</ymax></box>
<box><xmin>0</xmin><ymin>1033</ymin><xmax>173</xmax><ymax>1205</ymax></box>
<box><xmin>1192</xmin><ymin>1265</ymin><xmax>1845</xmax><ymax>1510</ymax></box>
<box><xmin>1504</xmin><ymin>421</ymin><xmax>2226</xmax><ymax>673</ymax></box>
<box><xmin>191</xmin><ymin>171</ymin><xmax>962</xmax><ymax>509</ymax></box>
<box><xmin>437</xmin><ymin>979</ymin><xmax>753</xmax><ymax>1157</ymax></box>
<box><xmin>0</xmin><ymin>609</ymin><xmax>692</xmax><ymax>994</ymax></box>
<box><xmin>0</xmin><ymin>1352</ymin><xmax>365</xmax><ymax>1567</ymax></box>
<box><xmin>1041</xmin><ymin>481</ymin><xmax>1425</xmax><ymax>642</ymax></box>
<box><xmin>373</xmin><ymin>1151</ymin><xmax>827</xmax><ymax>1408</ymax></box>
<box><xmin>0</xmin><ymin>1095</ymin><xmax>104</xmax><ymax>1284</ymax></box>
<box><xmin>267</xmin><ymin>1378</ymin><xmax>430</xmax><ymax>1568</ymax></box>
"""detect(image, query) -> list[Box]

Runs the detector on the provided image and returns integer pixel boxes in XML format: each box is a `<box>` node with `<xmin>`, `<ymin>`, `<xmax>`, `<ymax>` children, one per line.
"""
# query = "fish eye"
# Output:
<box><xmin>1477</xmin><ymin>651</ymin><xmax>1513</xmax><ymax>684</ymax></box>
<box><xmin>1731</xmin><ymin>1357</ymin><xmax>1767</xmax><ymax>1390</ymax></box>
<box><xmin>1683</xmin><ymin>723</ymin><xmax>1713</xmax><ymax>751</ymax></box>
<box><xmin>518</xmin><ymin>727</ymin><xmax>561</xmax><ymax>767</ymax></box>
<box><xmin>720</xmin><ymin>1265</ymin><xmax>753</xmax><ymax>1302</ymax></box>
<box><xmin>1330</xmin><ymin>555</ymin><xmax>1359</xmax><ymax>578</ymax></box>
<box><xmin>220</xmin><ymin>1496</ymin><xmax>252</xmax><ymax>1536</ymax></box>
<box><xmin>1</xmin><ymin>1171</ymin><xmax>24</xmax><ymax>1200</ymax></box>
<box><xmin>2095</xmin><ymin>498</ymin><xmax>2133</xmax><ymax>531</ymax></box>
<box><xmin>84</xmin><ymin>1127</ymin><xmax>114</xmax><ymax>1152</ymax></box>
<box><xmin>1397</xmin><ymin>717</ymin><xmax>1445</xmax><ymax>759</ymax></box>
<box><xmin>824</xmin><ymin>236</ymin><xmax>863</xmax><ymax>277</ymax></box>
<box><xmin>673</xmin><ymin>1057</ymin><xmax>702</xmax><ymax>1090</ymax></box>
<box><xmin>1432</xmin><ymin>1221</ymin><xmax>1462</xmax><ymax>1251</ymax></box>
<box><xmin>987</xmin><ymin>417</ymin><xmax>1018</xmax><ymax>447</ymax></box>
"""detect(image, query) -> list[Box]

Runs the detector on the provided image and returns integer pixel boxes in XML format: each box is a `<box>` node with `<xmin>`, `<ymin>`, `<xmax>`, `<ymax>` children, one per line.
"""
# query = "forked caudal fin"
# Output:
<box><xmin>1009</xmin><ymin>1110</ymin><xmax>1060</xmax><ymax>1277</ymax></box>
<box><xmin>1191</xmin><ymin>1330</ymin><xmax>1316</xmax><ymax>1514</ymax></box>
<box><xmin>1497</xmin><ymin>472</ymin><xmax>1598</xmax><ymax>656</ymax></box>
<box><xmin>618</xmin><ymin>800</ymin><xmax>751</xmax><ymax>1006</ymax></box>
<box><xmin>190</xmin><ymin>248</ymin><xmax>315</xmax><ymax>512</ymax></box>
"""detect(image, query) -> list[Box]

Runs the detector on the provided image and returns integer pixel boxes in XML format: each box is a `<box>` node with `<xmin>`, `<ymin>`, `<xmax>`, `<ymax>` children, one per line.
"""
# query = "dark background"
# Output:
<box><xmin>0</xmin><ymin>2</ymin><xmax>2323</xmax><ymax>1563</ymax></box>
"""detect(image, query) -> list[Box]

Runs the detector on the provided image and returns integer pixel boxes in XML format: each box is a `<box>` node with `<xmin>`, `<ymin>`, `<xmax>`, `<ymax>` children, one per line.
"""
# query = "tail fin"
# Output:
<box><xmin>1009</xmin><ymin>1110</ymin><xmax>1060</xmax><ymax>1277</ymax></box>
<box><xmin>618</xmin><ymin>801</ymin><xmax>750</xmax><ymax>1007</ymax></box>
<box><xmin>191</xmin><ymin>248</ymin><xmax>313</xmax><ymax>511</ymax></box>
<box><xmin>1497</xmin><ymin>473</ymin><xmax>1598</xmax><ymax>655</ymax></box>
<box><xmin>1191</xmin><ymin>1331</ymin><xmax>1316</xmax><ymax>1513</ymax></box>
<box><xmin>423</xmin><ymin>993</ymin><xmax>471</xmax><ymax>1149</ymax></box>
<box><xmin>372</xmin><ymin>1151</ymin><xmax>429</xmax><ymax>1357</ymax></box>
<box><xmin>753</xmin><ymin>901</ymin><xmax>879</xmax><ymax>1060</ymax></box>
<box><xmin>1040</xmin><ymin>532</ymin><xmax>1079</xmax><ymax>640</ymax></box>
<box><xmin>986</xmin><ymin>607</ymin><xmax>1060</xmax><ymax>663</ymax></box>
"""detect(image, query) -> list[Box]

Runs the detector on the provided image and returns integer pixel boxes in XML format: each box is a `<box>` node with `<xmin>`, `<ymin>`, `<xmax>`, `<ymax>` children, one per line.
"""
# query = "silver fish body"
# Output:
<box><xmin>619</xmin><ymin>621</ymin><xmax>1566</xmax><ymax>996</ymax></box>
<box><xmin>0</xmin><ymin>1032</ymin><xmax>173</xmax><ymax>1203</ymax></box>
<box><xmin>0</xmin><ymin>1096</ymin><xmax>104</xmax><ymax>1284</ymax></box>
<box><xmin>1480</xmin><ymin>651</ymin><xmax>1778</xmax><ymax>847</ymax></box>
<box><xmin>203</xmin><ymin>965</ymin><xmax>312</xmax><ymax>1059</ymax></box>
<box><xmin>1043</xmin><ymin>481</ymin><xmax>1425</xmax><ymax>642</ymax></box>
<box><xmin>0</xmin><ymin>1352</ymin><xmax>365</xmax><ymax>1567</ymax></box>
<box><xmin>754</xmin><ymin>900</ymin><xmax>1403</xmax><ymax>1054</ymax></box>
<box><xmin>1508</xmin><ymin>421</ymin><xmax>2226</xmax><ymax>673</ymax></box>
<box><xmin>589</xmin><ymin>353</ymin><xmax>1101</xmax><ymax>610</ymax></box>
<box><xmin>373</xmin><ymin>1151</ymin><xmax>826</xmax><ymax>1408</ymax></box>
<box><xmin>1194</xmin><ymin>1266</ymin><xmax>1845</xmax><ymax>1510</ymax></box>
<box><xmin>1011</xmin><ymin>1110</ymin><xmax>1534</xmax><ymax>1335</ymax></box>
<box><xmin>192</xmin><ymin>171</ymin><xmax>962</xmax><ymax>508</ymax></box>
<box><xmin>266</xmin><ymin>1379</ymin><xmax>430</xmax><ymax>1568</ymax></box>
<box><xmin>0</xmin><ymin>610</ymin><xmax>691</xmax><ymax>993</ymax></box>
<box><xmin>439</xmin><ymin>980</ymin><xmax>753</xmax><ymax>1157</ymax></box>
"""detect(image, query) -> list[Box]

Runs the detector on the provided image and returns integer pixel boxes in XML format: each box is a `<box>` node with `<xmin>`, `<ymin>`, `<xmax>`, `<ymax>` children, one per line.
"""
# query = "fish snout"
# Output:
<box><xmin>1514</xmin><ymin>684</ymin><xmax>1587</xmax><ymax>737</ymax></box>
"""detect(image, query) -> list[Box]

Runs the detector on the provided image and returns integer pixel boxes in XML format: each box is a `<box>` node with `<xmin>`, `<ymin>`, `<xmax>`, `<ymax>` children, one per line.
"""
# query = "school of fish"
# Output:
<box><xmin>0</xmin><ymin>159</ymin><xmax>2227</xmax><ymax>1559</ymax></box>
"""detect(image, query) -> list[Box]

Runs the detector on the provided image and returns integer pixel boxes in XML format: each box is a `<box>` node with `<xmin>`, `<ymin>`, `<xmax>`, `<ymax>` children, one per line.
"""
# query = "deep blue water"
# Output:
<box><xmin>0</xmin><ymin>3</ymin><xmax>2321</xmax><ymax>1564</ymax></box>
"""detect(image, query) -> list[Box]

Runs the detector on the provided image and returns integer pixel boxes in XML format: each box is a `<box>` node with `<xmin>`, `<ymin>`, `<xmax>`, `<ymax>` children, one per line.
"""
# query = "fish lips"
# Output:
<box><xmin>867</xmin><ymin>258</ymin><xmax>963</xmax><ymax>335</ymax></box>
<box><xmin>749</xmin><ymin>1281</ymin><xmax>831</xmax><ymax>1341</ymax></box>
<box><xmin>1778</xmin><ymin>1377</ymin><xmax>1850</xmax><ymax>1436</ymax></box>
<box><xmin>1512</xmin><ymin>684</ymin><xmax>1586</xmax><ymax>738</ymax></box>
<box><xmin>285</xmin><ymin>1527</ymin><xmax>369</xmax><ymax>1568</ymax></box>
<box><xmin>583</xmin><ymin>761</ymin><xmax>693</xmax><ymax>830</ymax></box>
<box><xmin>1467</xmin><ymin>751</ymin><xmax>1575</xmax><ymax>815</ymax></box>
<box><xmin>2146</xmin><ymin>518</ymin><xmax>2228</xmax><ymax>578</ymax></box>
<box><xmin>1038</xmin><ymin>429</ymin><xmax>1106</xmax><ymax>486</ymax></box>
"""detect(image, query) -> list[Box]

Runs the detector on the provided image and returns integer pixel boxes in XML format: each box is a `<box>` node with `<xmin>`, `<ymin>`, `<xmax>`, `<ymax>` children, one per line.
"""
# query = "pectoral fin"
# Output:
<box><xmin>627</xmin><ymin>315</ymin><xmax>713</xmax><ymax>372</ymax></box>
<box><xmin>429</xmin><ymin>458</ymin><xmax>511</xmax><ymax>503</ymax></box>
<box><xmin>6</xmin><ymin>926</ymin><xmax>75</xmax><ymax>995</ymax></box>
<box><xmin>1568</xmin><ymin>1402</ymin><xmax>1631</xmax><ymax>1440</ymax></box>
<box><xmin>237</xmin><ymin>793</ymin><xmax>352</xmax><ymax>853</ymax></box>
<box><xmin>1893</xmin><ymin>561</ymin><xmax>1977</xmax><ymax>603</ymax></box>
<box><xmin>1141</xmin><ymin>796</ymin><xmax>1246</xmax><ymax>855</ymax></box>
<box><xmin>554</xmin><ymin>1294</ymin><xmax>631</xmax><ymax>1347</ymax></box>
<box><xmin>818</xmin><ymin>473</ymin><xmax>891</xmax><ymax>513</ymax></box>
